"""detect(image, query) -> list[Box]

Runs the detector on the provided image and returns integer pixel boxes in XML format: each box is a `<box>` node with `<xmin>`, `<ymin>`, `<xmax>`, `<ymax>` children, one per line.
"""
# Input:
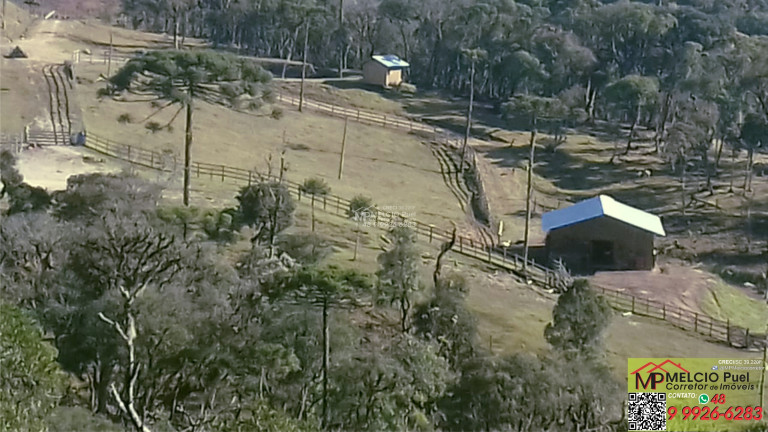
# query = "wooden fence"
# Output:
<box><xmin>83</xmin><ymin>134</ymin><xmax>765</xmax><ymax>350</ymax></box>
<box><xmin>276</xmin><ymin>91</ymin><xmax>460</xmax><ymax>145</ymax></box>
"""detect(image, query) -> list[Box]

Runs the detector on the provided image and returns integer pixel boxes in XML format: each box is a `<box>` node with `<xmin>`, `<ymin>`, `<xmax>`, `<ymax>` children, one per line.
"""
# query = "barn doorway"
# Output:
<box><xmin>590</xmin><ymin>240</ymin><xmax>614</xmax><ymax>268</ymax></box>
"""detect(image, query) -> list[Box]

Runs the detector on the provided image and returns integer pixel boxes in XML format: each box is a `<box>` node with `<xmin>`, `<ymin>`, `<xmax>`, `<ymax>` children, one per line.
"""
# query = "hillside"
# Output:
<box><xmin>1</xmin><ymin>8</ymin><xmax>767</xmax><ymax>432</ymax></box>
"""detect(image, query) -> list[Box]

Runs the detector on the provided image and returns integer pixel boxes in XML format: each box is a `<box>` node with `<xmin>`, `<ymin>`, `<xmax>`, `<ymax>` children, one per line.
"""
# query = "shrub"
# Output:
<box><xmin>145</xmin><ymin>121</ymin><xmax>163</xmax><ymax>133</ymax></box>
<box><xmin>117</xmin><ymin>113</ymin><xmax>133</xmax><ymax>124</ymax></box>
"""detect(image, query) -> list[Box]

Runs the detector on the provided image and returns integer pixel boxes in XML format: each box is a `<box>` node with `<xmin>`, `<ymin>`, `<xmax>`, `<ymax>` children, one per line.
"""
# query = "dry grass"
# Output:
<box><xmin>466</xmin><ymin>271</ymin><xmax>765</xmax><ymax>382</ymax></box>
<box><xmin>276</xmin><ymin>80</ymin><xmax>405</xmax><ymax>115</ymax></box>
<box><xmin>74</xmin><ymin>62</ymin><xmax>469</xmax><ymax>230</ymax></box>
<box><xmin>0</xmin><ymin>0</ymin><xmax>34</xmax><ymax>42</ymax></box>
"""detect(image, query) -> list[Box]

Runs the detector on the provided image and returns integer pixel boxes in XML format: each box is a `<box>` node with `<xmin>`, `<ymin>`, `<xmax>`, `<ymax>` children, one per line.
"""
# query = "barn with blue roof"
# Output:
<box><xmin>542</xmin><ymin>195</ymin><xmax>665</xmax><ymax>274</ymax></box>
<box><xmin>363</xmin><ymin>55</ymin><xmax>410</xmax><ymax>87</ymax></box>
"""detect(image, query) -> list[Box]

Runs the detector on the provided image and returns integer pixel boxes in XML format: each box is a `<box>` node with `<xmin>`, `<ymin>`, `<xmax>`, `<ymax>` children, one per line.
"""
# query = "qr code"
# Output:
<box><xmin>628</xmin><ymin>392</ymin><xmax>666</xmax><ymax>431</ymax></box>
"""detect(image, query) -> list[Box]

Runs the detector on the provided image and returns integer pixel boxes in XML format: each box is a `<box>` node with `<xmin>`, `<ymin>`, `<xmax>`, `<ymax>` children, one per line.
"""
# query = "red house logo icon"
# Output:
<box><xmin>631</xmin><ymin>360</ymin><xmax>690</xmax><ymax>390</ymax></box>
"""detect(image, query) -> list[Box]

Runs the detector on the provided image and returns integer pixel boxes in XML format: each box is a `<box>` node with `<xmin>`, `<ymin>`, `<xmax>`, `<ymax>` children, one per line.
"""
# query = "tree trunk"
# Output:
<box><xmin>173</xmin><ymin>12</ymin><xmax>179</xmax><ymax>50</ymax></box>
<box><xmin>321</xmin><ymin>298</ymin><xmax>330</xmax><ymax>429</ymax></box>
<box><xmin>310</xmin><ymin>195</ymin><xmax>316</xmax><ymax>231</ymax></box>
<box><xmin>353</xmin><ymin>219</ymin><xmax>360</xmax><ymax>261</ymax></box>
<box><xmin>461</xmin><ymin>60</ymin><xmax>475</xmax><ymax>174</ymax></box>
<box><xmin>183</xmin><ymin>95</ymin><xmax>193</xmax><ymax>206</ymax></box>
<box><xmin>95</xmin><ymin>361</ymin><xmax>112</xmax><ymax>414</ymax></box>
<box><xmin>523</xmin><ymin>116</ymin><xmax>537</xmax><ymax>272</ymax></box>
<box><xmin>714</xmin><ymin>135</ymin><xmax>725</xmax><ymax>172</ymax></box>
<box><xmin>680</xmin><ymin>157</ymin><xmax>686</xmax><ymax>215</ymax></box>
<box><xmin>338</xmin><ymin>0</ymin><xmax>344</xmax><ymax>79</ymax></box>
<box><xmin>654</xmin><ymin>92</ymin><xmax>672</xmax><ymax>153</ymax></box>
<box><xmin>299</xmin><ymin>21</ymin><xmax>309</xmax><ymax>112</ymax></box>
<box><xmin>624</xmin><ymin>102</ymin><xmax>641</xmax><ymax>155</ymax></box>
<box><xmin>744</xmin><ymin>148</ymin><xmax>754</xmax><ymax>193</ymax></box>
<box><xmin>399</xmin><ymin>290</ymin><xmax>409</xmax><ymax>333</ymax></box>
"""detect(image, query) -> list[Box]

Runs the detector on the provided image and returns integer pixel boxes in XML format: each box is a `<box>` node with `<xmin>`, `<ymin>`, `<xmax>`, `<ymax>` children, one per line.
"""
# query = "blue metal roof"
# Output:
<box><xmin>371</xmin><ymin>54</ymin><xmax>410</xmax><ymax>69</ymax></box>
<box><xmin>542</xmin><ymin>195</ymin><xmax>665</xmax><ymax>236</ymax></box>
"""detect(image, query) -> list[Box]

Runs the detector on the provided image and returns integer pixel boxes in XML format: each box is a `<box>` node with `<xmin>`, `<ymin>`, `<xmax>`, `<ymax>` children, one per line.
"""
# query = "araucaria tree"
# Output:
<box><xmin>376</xmin><ymin>226</ymin><xmax>421</xmax><ymax>333</ymax></box>
<box><xmin>299</xmin><ymin>177</ymin><xmax>330</xmax><ymax>232</ymax></box>
<box><xmin>110</xmin><ymin>50</ymin><xmax>273</xmax><ymax>206</ymax></box>
<box><xmin>273</xmin><ymin>266</ymin><xmax>371</xmax><ymax>429</ymax></box>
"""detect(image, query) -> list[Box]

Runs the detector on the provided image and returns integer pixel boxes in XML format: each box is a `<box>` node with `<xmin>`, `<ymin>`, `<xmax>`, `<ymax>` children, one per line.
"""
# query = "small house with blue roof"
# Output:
<box><xmin>542</xmin><ymin>195</ymin><xmax>665</xmax><ymax>273</ymax></box>
<box><xmin>363</xmin><ymin>55</ymin><xmax>410</xmax><ymax>87</ymax></box>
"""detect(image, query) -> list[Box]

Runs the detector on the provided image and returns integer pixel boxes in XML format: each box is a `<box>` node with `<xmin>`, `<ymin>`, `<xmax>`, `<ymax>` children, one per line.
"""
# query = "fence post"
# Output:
<box><xmin>248</xmin><ymin>171</ymin><xmax>252</xmax><ymax>186</ymax></box>
<box><xmin>745</xmin><ymin>329</ymin><xmax>750</xmax><ymax>348</ymax></box>
<box><xmin>357</xmin><ymin>109</ymin><xmax>360</xmax><ymax>121</ymax></box>
<box><xmin>150</xmin><ymin>152</ymin><xmax>154</xmax><ymax>167</ymax></box>
<box><xmin>727</xmin><ymin>319</ymin><xmax>731</xmax><ymax>346</ymax></box>
<box><xmin>459</xmin><ymin>236</ymin><xmax>463</xmax><ymax>252</ymax></box>
<box><xmin>487</xmin><ymin>247</ymin><xmax>491</xmax><ymax>262</ymax></box>
<box><xmin>662</xmin><ymin>304</ymin><xmax>666</xmax><ymax>320</ymax></box>
<box><xmin>631</xmin><ymin>296</ymin><xmax>635</xmax><ymax>313</ymax></box>
<box><xmin>196</xmin><ymin>163</ymin><xmax>200</xmax><ymax>177</ymax></box>
<box><xmin>502</xmin><ymin>247</ymin><xmax>506</xmax><ymax>263</ymax></box>
<box><xmin>694</xmin><ymin>313</ymin><xmax>698</xmax><ymax>332</ymax></box>
<box><xmin>429</xmin><ymin>225</ymin><xmax>433</xmax><ymax>243</ymax></box>
<box><xmin>383</xmin><ymin>115</ymin><xmax>387</xmax><ymax>127</ymax></box>
<box><xmin>709</xmin><ymin>320</ymin><xmax>712</xmax><ymax>337</ymax></box>
<box><xmin>323</xmin><ymin>196</ymin><xmax>327</xmax><ymax>210</ymax></box>
<box><xmin>127</xmin><ymin>146</ymin><xmax>131</xmax><ymax>162</ymax></box>
<box><xmin>221</xmin><ymin>166</ymin><xmax>225</xmax><ymax>182</ymax></box>
<box><xmin>331</xmin><ymin>105</ymin><xmax>335</xmax><ymax>115</ymax></box>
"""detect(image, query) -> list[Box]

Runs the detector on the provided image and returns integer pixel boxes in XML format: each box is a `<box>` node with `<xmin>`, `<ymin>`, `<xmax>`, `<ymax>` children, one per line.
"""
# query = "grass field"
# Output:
<box><xmin>5</xmin><ymin>19</ymin><xmax>767</xmax><ymax>400</ymax></box>
<box><xmin>73</xmin><ymin>62</ymin><xmax>471</xmax><ymax>231</ymax></box>
<box><xmin>701</xmin><ymin>281</ymin><xmax>768</xmax><ymax>332</ymax></box>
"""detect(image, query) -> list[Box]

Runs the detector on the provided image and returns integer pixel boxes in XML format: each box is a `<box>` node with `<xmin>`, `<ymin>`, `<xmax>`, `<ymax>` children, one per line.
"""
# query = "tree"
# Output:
<box><xmin>299</xmin><ymin>177</ymin><xmax>330</xmax><ymax>232</ymax></box>
<box><xmin>604</xmin><ymin>74</ymin><xmax>659</xmax><ymax>160</ymax></box>
<box><xmin>460</xmin><ymin>48</ymin><xmax>486</xmax><ymax>172</ymax></box>
<box><xmin>236</xmin><ymin>180</ymin><xmax>295</xmax><ymax>249</ymax></box>
<box><xmin>502</xmin><ymin>95</ymin><xmax>564</xmax><ymax>272</ymax></box>
<box><xmin>52</xmin><ymin>173</ymin><xmax>161</xmax><ymax>222</ymax></box>
<box><xmin>738</xmin><ymin>112</ymin><xmax>768</xmax><ymax>193</ymax></box>
<box><xmin>376</xmin><ymin>227</ymin><xmax>421</xmax><ymax>333</ymax></box>
<box><xmin>544</xmin><ymin>279</ymin><xmax>611</xmax><ymax>355</ymax></box>
<box><xmin>413</xmin><ymin>274</ymin><xmax>476</xmax><ymax>367</ymax></box>
<box><xmin>0</xmin><ymin>149</ymin><xmax>22</xmax><ymax>199</ymax></box>
<box><xmin>347</xmin><ymin>194</ymin><xmax>373</xmax><ymax>261</ymax></box>
<box><xmin>0</xmin><ymin>149</ymin><xmax>50</xmax><ymax>215</ymax></box>
<box><xmin>439</xmin><ymin>352</ymin><xmax>621</xmax><ymax>431</ymax></box>
<box><xmin>328</xmin><ymin>335</ymin><xmax>453</xmax><ymax>431</ymax></box>
<box><xmin>0</xmin><ymin>302</ymin><xmax>65</xmax><ymax>432</ymax></box>
<box><xmin>42</xmin><ymin>213</ymin><xmax>193</xmax><ymax>429</ymax></box>
<box><xmin>272</xmin><ymin>266</ymin><xmax>371</xmax><ymax>428</ymax></box>
<box><xmin>110</xmin><ymin>50</ymin><xmax>273</xmax><ymax>206</ymax></box>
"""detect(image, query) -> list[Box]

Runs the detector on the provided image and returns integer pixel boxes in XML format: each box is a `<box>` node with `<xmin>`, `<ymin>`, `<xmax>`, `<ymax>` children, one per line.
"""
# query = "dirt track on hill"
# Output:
<box><xmin>590</xmin><ymin>266</ymin><xmax>717</xmax><ymax>316</ymax></box>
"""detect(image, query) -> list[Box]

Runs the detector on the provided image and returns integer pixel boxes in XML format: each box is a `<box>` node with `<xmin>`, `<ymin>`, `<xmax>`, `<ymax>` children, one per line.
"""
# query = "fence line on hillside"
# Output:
<box><xmin>276</xmin><ymin>91</ymin><xmax>451</xmax><ymax>141</ymax></box>
<box><xmin>82</xmin><ymin>132</ymin><xmax>766</xmax><ymax>350</ymax></box>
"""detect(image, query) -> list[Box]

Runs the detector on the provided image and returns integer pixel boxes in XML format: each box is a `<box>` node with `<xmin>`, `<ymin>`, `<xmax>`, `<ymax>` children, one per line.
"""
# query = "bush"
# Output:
<box><xmin>347</xmin><ymin>194</ymin><xmax>373</xmax><ymax>219</ymax></box>
<box><xmin>0</xmin><ymin>302</ymin><xmax>66</xmax><ymax>431</ymax></box>
<box><xmin>270</xmin><ymin>106</ymin><xmax>284</xmax><ymax>120</ymax></box>
<box><xmin>397</xmin><ymin>82</ymin><xmax>417</xmax><ymax>94</ymax></box>
<box><xmin>544</xmin><ymin>279</ymin><xmax>612</xmax><ymax>354</ymax></box>
<box><xmin>236</xmin><ymin>181</ymin><xmax>295</xmax><ymax>243</ymax></box>
<box><xmin>145</xmin><ymin>121</ymin><xmax>163</xmax><ymax>133</ymax></box>
<box><xmin>277</xmin><ymin>232</ymin><xmax>333</xmax><ymax>264</ymax></box>
<box><xmin>117</xmin><ymin>113</ymin><xmax>133</xmax><ymax>124</ymax></box>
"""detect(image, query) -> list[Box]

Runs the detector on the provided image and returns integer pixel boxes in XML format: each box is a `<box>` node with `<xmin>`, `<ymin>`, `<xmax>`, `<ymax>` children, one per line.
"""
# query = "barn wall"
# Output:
<box><xmin>363</xmin><ymin>62</ymin><xmax>388</xmax><ymax>86</ymax></box>
<box><xmin>386</xmin><ymin>68</ymin><xmax>403</xmax><ymax>86</ymax></box>
<box><xmin>546</xmin><ymin>217</ymin><xmax>655</xmax><ymax>274</ymax></box>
